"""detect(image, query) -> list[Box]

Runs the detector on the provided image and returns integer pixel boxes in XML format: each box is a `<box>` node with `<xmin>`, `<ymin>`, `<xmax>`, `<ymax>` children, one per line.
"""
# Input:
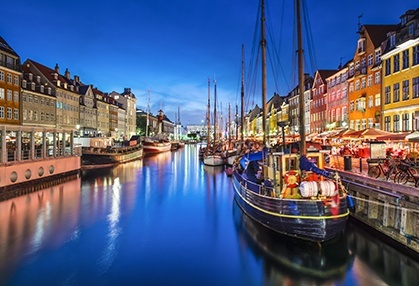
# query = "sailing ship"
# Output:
<box><xmin>203</xmin><ymin>78</ymin><xmax>224</xmax><ymax>166</ymax></box>
<box><xmin>142</xmin><ymin>90</ymin><xmax>171</xmax><ymax>154</ymax></box>
<box><xmin>232</xmin><ymin>0</ymin><xmax>352</xmax><ymax>242</ymax></box>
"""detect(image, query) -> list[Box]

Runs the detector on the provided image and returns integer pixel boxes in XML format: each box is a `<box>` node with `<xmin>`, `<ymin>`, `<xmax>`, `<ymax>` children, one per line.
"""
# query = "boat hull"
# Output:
<box><xmin>203</xmin><ymin>154</ymin><xmax>224</xmax><ymax>166</ymax></box>
<box><xmin>232</xmin><ymin>171</ymin><xmax>349</xmax><ymax>242</ymax></box>
<box><xmin>82</xmin><ymin>146</ymin><xmax>143</xmax><ymax>168</ymax></box>
<box><xmin>143</xmin><ymin>142</ymin><xmax>172</xmax><ymax>154</ymax></box>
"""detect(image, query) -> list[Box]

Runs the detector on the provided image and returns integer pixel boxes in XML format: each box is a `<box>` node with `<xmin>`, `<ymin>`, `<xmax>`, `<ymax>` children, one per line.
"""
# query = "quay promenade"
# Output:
<box><xmin>328</xmin><ymin>154</ymin><xmax>419</xmax><ymax>255</ymax></box>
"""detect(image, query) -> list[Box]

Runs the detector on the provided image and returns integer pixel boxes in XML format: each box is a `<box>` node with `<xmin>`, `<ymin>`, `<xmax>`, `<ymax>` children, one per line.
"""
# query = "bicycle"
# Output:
<box><xmin>367</xmin><ymin>157</ymin><xmax>399</xmax><ymax>181</ymax></box>
<box><xmin>395</xmin><ymin>162</ymin><xmax>419</xmax><ymax>186</ymax></box>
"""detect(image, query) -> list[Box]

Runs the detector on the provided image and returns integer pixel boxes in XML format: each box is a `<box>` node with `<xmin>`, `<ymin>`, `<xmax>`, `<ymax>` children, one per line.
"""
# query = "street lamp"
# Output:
<box><xmin>76</xmin><ymin>124</ymin><xmax>80</xmax><ymax>138</ymax></box>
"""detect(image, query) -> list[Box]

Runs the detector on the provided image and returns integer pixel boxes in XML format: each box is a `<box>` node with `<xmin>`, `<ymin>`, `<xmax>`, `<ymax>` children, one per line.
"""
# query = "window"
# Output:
<box><xmin>22</xmin><ymin>79</ymin><xmax>26</xmax><ymax>88</ymax></box>
<box><xmin>402</xmin><ymin>113</ymin><xmax>410</xmax><ymax>131</ymax></box>
<box><xmin>7</xmin><ymin>90</ymin><xmax>12</xmax><ymax>101</ymax></box>
<box><xmin>7</xmin><ymin>107</ymin><xmax>12</xmax><ymax>119</ymax></box>
<box><xmin>368</xmin><ymin>75</ymin><xmax>372</xmax><ymax>87</ymax></box>
<box><xmin>6</xmin><ymin>74</ymin><xmax>12</xmax><ymax>83</ymax></box>
<box><xmin>393</xmin><ymin>83</ymin><xmax>400</xmax><ymax>102</ymax></box>
<box><xmin>355</xmin><ymin>80</ymin><xmax>360</xmax><ymax>90</ymax></box>
<box><xmin>13</xmin><ymin>109</ymin><xmax>18</xmax><ymax>120</ymax></box>
<box><xmin>413</xmin><ymin>77</ymin><xmax>419</xmax><ymax>98</ymax></box>
<box><xmin>361</xmin><ymin>118</ymin><xmax>367</xmax><ymax>130</ymax></box>
<box><xmin>402</xmin><ymin>80</ymin><xmax>409</xmax><ymax>100</ymax></box>
<box><xmin>385</xmin><ymin>86</ymin><xmax>391</xmax><ymax>104</ymax></box>
<box><xmin>403</xmin><ymin>50</ymin><xmax>410</xmax><ymax>69</ymax></box>
<box><xmin>368</xmin><ymin>54</ymin><xmax>373</xmax><ymax>66</ymax></box>
<box><xmin>14</xmin><ymin>91</ymin><xmax>18</xmax><ymax>102</ymax></box>
<box><xmin>0</xmin><ymin>71</ymin><xmax>4</xmax><ymax>81</ymax></box>
<box><xmin>393</xmin><ymin>114</ymin><xmax>400</xmax><ymax>132</ymax></box>
<box><xmin>23</xmin><ymin>109</ymin><xmax>27</xmax><ymax>120</ymax></box>
<box><xmin>0</xmin><ymin>88</ymin><xmax>4</xmax><ymax>100</ymax></box>
<box><xmin>375</xmin><ymin>72</ymin><xmax>380</xmax><ymax>84</ymax></box>
<box><xmin>375</xmin><ymin>49</ymin><xmax>381</xmax><ymax>64</ymax></box>
<box><xmin>350</xmin><ymin>101</ymin><xmax>354</xmax><ymax>112</ymax></box>
<box><xmin>384</xmin><ymin>116</ymin><xmax>391</xmax><ymax>131</ymax></box>
<box><xmin>368</xmin><ymin>95</ymin><xmax>373</xmax><ymax>108</ymax></box>
<box><xmin>393</xmin><ymin>54</ymin><xmax>400</xmax><ymax>72</ymax></box>
<box><xmin>414</xmin><ymin>45</ymin><xmax>419</xmax><ymax>66</ymax></box>
<box><xmin>375</xmin><ymin>94</ymin><xmax>380</xmax><ymax>107</ymax></box>
<box><xmin>13</xmin><ymin>75</ymin><xmax>18</xmax><ymax>85</ymax></box>
<box><xmin>0</xmin><ymin>107</ymin><xmax>3</xmax><ymax>118</ymax></box>
<box><xmin>349</xmin><ymin>83</ymin><xmax>354</xmax><ymax>92</ymax></box>
<box><xmin>385</xmin><ymin>58</ymin><xmax>391</xmax><ymax>75</ymax></box>
<box><xmin>361</xmin><ymin>78</ymin><xmax>366</xmax><ymax>89</ymax></box>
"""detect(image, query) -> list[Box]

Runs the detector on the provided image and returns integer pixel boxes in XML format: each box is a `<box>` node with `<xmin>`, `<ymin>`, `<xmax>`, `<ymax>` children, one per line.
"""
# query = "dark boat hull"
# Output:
<box><xmin>232</xmin><ymin>171</ymin><xmax>349</xmax><ymax>242</ymax></box>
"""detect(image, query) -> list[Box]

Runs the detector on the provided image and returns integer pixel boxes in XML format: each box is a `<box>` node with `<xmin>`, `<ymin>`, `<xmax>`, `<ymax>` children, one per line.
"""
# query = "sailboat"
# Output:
<box><xmin>203</xmin><ymin>78</ymin><xmax>224</xmax><ymax>166</ymax></box>
<box><xmin>142</xmin><ymin>90</ymin><xmax>171</xmax><ymax>154</ymax></box>
<box><xmin>231</xmin><ymin>0</ymin><xmax>352</xmax><ymax>242</ymax></box>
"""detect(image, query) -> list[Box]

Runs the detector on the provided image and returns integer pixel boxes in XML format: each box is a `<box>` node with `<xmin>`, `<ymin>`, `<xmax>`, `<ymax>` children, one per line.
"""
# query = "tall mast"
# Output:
<box><xmin>261</xmin><ymin>0</ymin><xmax>268</xmax><ymax>145</ymax></box>
<box><xmin>146</xmin><ymin>89</ymin><xmax>150</xmax><ymax>137</ymax></box>
<box><xmin>297</xmin><ymin>0</ymin><xmax>306</xmax><ymax>154</ymax></box>
<box><xmin>241</xmin><ymin>44</ymin><xmax>245</xmax><ymax>142</ymax></box>
<box><xmin>214</xmin><ymin>79</ymin><xmax>218</xmax><ymax>143</ymax></box>
<box><xmin>228</xmin><ymin>103</ymin><xmax>231</xmax><ymax>142</ymax></box>
<box><xmin>207</xmin><ymin>78</ymin><xmax>211</xmax><ymax>143</ymax></box>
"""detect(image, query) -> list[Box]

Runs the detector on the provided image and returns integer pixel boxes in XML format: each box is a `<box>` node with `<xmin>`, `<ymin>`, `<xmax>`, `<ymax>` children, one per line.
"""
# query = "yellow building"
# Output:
<box><xmin>381</xmin><ymin>8</ymin><xmax>419</xmax><ymax>132</ymax></box>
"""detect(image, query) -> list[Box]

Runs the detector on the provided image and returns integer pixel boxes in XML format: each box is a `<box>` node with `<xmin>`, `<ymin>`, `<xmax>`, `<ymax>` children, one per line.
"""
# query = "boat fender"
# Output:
<box><xmin>347</xmin><ymin>195</ymin><xmax>355</xmax><ymax>212</ymax></box>
<box><xmin>284</xmin><ymin>171</ymin><xmax>300</xmax><ymax>188</ymax></box>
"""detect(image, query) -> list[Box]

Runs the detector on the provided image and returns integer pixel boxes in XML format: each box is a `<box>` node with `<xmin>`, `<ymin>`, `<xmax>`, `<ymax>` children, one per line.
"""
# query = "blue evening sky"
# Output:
<box><xmin>1</xmin><ymin>0</ymin><xmax>418</xmax><ymax>125</ymax></box>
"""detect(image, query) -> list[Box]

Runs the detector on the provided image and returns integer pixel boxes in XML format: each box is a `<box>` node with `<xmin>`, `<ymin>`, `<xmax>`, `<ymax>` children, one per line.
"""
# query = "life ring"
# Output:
<box><xmin>284</xmin><ymin>170</ymin><xmax>300</xmax><ymax>188</ymax></box>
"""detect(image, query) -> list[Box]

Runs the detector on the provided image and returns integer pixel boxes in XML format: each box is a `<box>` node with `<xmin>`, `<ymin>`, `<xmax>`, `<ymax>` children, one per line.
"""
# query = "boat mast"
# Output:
<box><xmin>214</xmin><ymin>79</ymin><xmax>218</xmax><ymax>144</ymax></box>
<box><xmin>261</xmin><ymin>0</ymin><xmax>268</xmax><ymax>145</ymax></box>
<box><xmin>241</xmin><ymin>44</ymin><xmax>245</xmax><ymax>143</ymax></box>
<box><xmin>146</xmin><ymin>89</ymin><xmax>150</xmax><ymax>137</ymax></box>
<box><xmin>207</xmin><ymin>78</ymin><xmax>211</xmax><ymax>145</ymax></box>
<box><xmin>297</xmin><ymin>0</ymin><xmax>306</xmax><ymax>155</ymax></box>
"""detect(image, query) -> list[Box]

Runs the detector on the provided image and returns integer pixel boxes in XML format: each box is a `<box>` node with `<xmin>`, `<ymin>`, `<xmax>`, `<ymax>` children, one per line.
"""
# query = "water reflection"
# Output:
<box><xmin>0</xmin><ymin>178</ymin><xmax>82</xmax><ymax>280</ymax></box>
<box><xmin>233</xmin><ymin>199</ymin><xmax>354</xmax><ymax>284</ymax></box>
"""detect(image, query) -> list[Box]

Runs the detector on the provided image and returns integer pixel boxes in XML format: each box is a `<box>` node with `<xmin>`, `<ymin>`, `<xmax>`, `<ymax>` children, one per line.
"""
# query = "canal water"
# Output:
<box><xmin>1</xmin><ymin>145</ymin><xmax>419</xmax><ymax>285</ymax></box>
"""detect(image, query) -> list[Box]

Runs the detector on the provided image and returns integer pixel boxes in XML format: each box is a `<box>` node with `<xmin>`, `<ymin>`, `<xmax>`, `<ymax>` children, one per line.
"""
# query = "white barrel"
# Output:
<box><xmin>299</xmin><ymin>181</ymin><xmax>318</xmax><ymax>197</ymax></box>
<box><xmin>319</xmin><ymin>180</ymin><xmax>337</xmax><ymax>197</ymax></box>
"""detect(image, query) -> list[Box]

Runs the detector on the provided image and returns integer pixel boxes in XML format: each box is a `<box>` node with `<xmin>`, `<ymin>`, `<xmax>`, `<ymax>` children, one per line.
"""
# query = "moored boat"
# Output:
<box><xmin>232</xmin><ymin>0</ymin><xmax>351</xmax><ymax>243</ymax></box>
<box><xmin>81</xmin><ymin>138</ymin><xmax>143</xmax><ymax>169</ymax></box>
<box><xmin>142</xmin><ymin>138</ymin><xmax>172</xmax><ymax>154</ymax></box>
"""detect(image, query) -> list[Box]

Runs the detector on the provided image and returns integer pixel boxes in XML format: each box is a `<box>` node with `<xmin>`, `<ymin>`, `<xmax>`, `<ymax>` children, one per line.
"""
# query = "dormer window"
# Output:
<box><xmin>31</xmin><ymin>82</ymin><xmax>35</xmax><ymax>90</ymax></box>
<box><xmin>390</xmin><ymin>34</ymin><xmax>396</xmax><ymax>48</ymax></box>
<box><xmin>40</xmin><ymin>85</ymin><xmax>44</xmax><ymax>93</ymax></box>
<box><xmin>47</xmin><ymin>87</ymin><xmax>51</xmax><ymax>95</ymax></box>
<box><xmin>37</xmin><ymin>76</ymin><xmax>41</xmax><ymax>83</ymax></box>
<box><xmin>28</xmin><ymin>73</ymin><xmax>33</xmax><ymax>81</ymax></box>
<box><xmin>22</xmin><ymin>79</ymin><xmax>27</xmax><ymax>88</ymax></box>
<box><xmin>401</xmin><ymin>16</ymin><xmax>407</xmax><ymax>26</ymax></box>
<box><xmin>358</xmin><ymin>38</ymin><xmax>366</xmax><ymax>54</ymax></box>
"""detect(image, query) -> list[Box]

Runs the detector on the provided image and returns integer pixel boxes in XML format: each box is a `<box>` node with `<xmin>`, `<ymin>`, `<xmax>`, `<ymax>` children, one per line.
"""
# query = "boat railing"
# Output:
<box><xmin>235</xmin><ymin>171</ymin><xmax>275</xmax><ymax>196</ymax></box>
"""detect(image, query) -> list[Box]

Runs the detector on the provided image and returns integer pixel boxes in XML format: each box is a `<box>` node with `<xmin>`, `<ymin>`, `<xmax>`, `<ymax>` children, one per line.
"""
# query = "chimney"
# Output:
<box><xmin>64</xmin><ymin>68</ymin><xmax>70</xmax><ymax>79</ymax></box>
<box><xmin>124</xmin><ymin>88</ymin><xmax>131</xmax><ymax>94</ymax></box>
<box><xmin>74</xmin><ymin>75</ymin><xmax>80</xmax><ymax>84</ymax></box>
<box><xmin>54</xmin><ymin>63</ymin><xmax>60</xmax><ymax>74</ymax></box>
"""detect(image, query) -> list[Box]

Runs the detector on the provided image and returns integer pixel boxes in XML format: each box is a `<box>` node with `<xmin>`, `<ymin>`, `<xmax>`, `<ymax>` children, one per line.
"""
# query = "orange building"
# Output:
<box><xmin>0</xmin><ymin>36</ymin><xmax>21</xmax><ymax>125</ymax></box>
<box><xmin>347</xmin><ymin>24</ymin><xmax>397</xmax><ymax>131</ymax></box>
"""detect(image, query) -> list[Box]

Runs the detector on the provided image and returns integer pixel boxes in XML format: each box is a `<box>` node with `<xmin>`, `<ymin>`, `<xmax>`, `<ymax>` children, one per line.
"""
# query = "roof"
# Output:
<box><xmin>363</xmin><ymin>25</ymin><xmax>398</xmax><ymax>47</ymax></box>
<box><xmin>0</xmin><ymin>36</ymin><xmax>19</xmax><ymax>57</ymax></box>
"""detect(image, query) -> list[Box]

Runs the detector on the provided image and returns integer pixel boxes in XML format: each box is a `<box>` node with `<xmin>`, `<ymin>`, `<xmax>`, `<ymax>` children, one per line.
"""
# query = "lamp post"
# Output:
<box><xmin>76</xmin><ymin>124</ymin><xmax>80</xmax><ymax>138</ymax></box>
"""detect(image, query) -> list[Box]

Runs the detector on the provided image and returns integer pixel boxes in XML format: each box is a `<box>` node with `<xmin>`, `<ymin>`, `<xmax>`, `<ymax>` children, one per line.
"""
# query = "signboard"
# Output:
<box><xmin>370</xmin><ymin>141</ymin><xmax>387</xmax><ymax>159</ymax></box>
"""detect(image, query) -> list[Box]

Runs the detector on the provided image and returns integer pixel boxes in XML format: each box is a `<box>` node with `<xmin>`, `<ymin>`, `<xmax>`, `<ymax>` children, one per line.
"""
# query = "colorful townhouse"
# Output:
<box><xmin>381</xmin><ymin>8</ymin><xmax>419</xmax><ymax>132</ymax></box>
<box><xmin>0</xmin><ymin>36</ymin><xmax>21</xmax><ymax>126</ymax></box>
<box><xmin>347</xmin><ymin>24</ymin><xmax>397</xmax><ymax>131</ymax></box>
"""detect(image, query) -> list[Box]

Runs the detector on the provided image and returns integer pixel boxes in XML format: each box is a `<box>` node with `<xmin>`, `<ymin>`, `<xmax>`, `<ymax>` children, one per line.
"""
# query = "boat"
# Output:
<box><xmin>231</xmin><ymin>0</ymin><xmax>351</xmax><ymax>242</ymax></box>
<box><xmin>142</xmin><ymin>137</ymin><xmax>172</xmax><ymax>154</ymax></box>
<box><xmin>233</xmin><ymin>200</ymin><xmax>353</xmax><ymax>282</ymax></box>
<box><xmin>142</xmin><ymin>90</ymin><xmax>172</xmax><ymax>155</ymax></box>
<box><xmin>203</xmin><ymin>78</ymin><xmax>224</xmax><ymax>166</ymax></box>
<box><xmin>80</xmin><ymin>137</ymin><xmax>143</xmax><ymax>169</ymax></box>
